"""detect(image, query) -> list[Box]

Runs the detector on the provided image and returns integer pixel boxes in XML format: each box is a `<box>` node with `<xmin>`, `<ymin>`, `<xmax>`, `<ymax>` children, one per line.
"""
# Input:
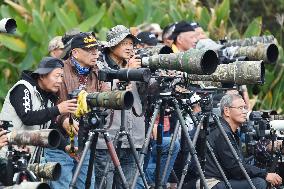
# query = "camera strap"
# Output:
<box><xmin>132</xmin><ymin>106</ymin><xmax>146</xmax><ymax>117</ymax></box>
<box><xmin>107</xmin><ymin>109</ymin><xmax>114</xmax><ymax>129</ymax></box>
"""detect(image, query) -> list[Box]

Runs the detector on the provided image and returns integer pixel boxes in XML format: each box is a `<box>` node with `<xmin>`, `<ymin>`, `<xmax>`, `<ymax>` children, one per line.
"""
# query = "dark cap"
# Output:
<box><xmin>169</xmin><ymin>21</ymin><xmax>195</xmax><ymax>40</ymax></box>
<box><xmin>32</xmin><ymin>57</ymin><xmax>64</xmax><ymax>76</ymax></box>
<box><xmin>60</xmin><ymin>30</ymin><xmax>82</xmax><ymax>60</ymax></box>
<box><xmin>71</xmin><ymin>32</ymin><xmax>99</xmax><ymax>50</ymax></box>
<box><xmin>137</xmin><ymin>32</ymin><xmax>158</xmax><ymax>46</ymax></box>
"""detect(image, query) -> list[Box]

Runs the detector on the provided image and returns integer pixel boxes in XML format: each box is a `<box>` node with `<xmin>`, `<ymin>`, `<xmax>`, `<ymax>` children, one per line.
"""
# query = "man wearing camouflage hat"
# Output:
<box><xmin>95</xmin><ymin>25</ymin><xmax>147</xmax><ymax>189</ymax></box>
<box><xmin>48</xmin><ymin>36</ymin><xmax>64</xmax><ymax>59</ymax></box>
<box><xmin>44</xmin><ymin>32</ymin><xmax>107</xmax><ymax>189</ymax></box>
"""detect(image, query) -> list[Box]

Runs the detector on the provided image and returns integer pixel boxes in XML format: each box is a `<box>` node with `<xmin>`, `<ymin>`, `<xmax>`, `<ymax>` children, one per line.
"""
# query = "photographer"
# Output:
<box><xmin>203</xmin><ymin>94</ymin><xmax>282</xmax><ymax>189</ymax></box>
<box><xmin>94</xmin><ymin>25</ymin><xmax>146</xmax><ymax>189</ymax></box>
<box><xmin>48</xmin><ymin>36</ymin><xmax>64</xmax><ymax>59</ymax></box>
<box><xmin>0</xmin><ymin>57</ymin><xmax>77</xmax><ymax>151</ymax></box>
<box><xmin>44</xmin><ymin>32</ymin><xmax>105</xmax><ymax>189</ymax></box>
<box><xmin>169</xmin><ymin>21</ymin><xmax>198</xmax><ymax>53</ymax></box>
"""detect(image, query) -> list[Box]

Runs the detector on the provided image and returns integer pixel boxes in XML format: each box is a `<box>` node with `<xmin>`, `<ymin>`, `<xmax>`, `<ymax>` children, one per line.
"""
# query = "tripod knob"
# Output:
<box><xmin>90</xmin><ymin>117</ymin><xmax>99</xmax><ymax>126</ymax></box>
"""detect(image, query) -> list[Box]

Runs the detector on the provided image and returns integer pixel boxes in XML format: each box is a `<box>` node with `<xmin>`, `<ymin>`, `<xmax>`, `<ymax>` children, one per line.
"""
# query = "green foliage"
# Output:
<box><xmin>244</xmin><ymin>17</ymin><xmax>262</xmax><ymax>37</ymax></box>
<box><xmin>0</xmin><ymin>0</ymin><xmax>283</xmax><ymax>112</ymax></box>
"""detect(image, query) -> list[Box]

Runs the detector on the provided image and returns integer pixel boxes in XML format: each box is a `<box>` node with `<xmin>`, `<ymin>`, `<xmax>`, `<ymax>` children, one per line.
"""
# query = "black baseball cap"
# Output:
<box><xmin>32</xmin><ymin>57</ymin><xmax>64</xmax><ymax>76</ymax></box>
<box><xmin>169</xmin><ymin>21</ymin><xmax>195</xmax><ymax>40</ymax></box>
<box><xmin>71</xmin><ymin>32</ymin><xmax>99</xmax><ymax>50</ymax></box>
<box><xmin>60</xmin><ymin>29</ymin><xmax>82</xmax><ymax>60</ymax></box>
<box><xmin>137</xmin><ymin>31</ymin><xmax>158</xmax><ymax>46</ymax></box>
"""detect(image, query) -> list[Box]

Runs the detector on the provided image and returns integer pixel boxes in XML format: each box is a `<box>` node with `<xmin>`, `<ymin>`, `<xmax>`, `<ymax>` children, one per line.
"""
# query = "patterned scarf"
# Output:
<box><xmin>71</xmin><ymin>56</ymin><xmax>90</xmax><ymax>75</ymax></box>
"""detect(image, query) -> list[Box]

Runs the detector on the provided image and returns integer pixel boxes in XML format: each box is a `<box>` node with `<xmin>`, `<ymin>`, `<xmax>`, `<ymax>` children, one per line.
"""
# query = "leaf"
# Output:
<box><xmin>55</xmin><ymin>7</ymin><xmax>77</xmax><ymax>30</ymax></box>
<box><xmin>18</xmin><ymin>47</ymin><xmax>36</xmax><ymax>70</ymax></box>
<box><xmin>0</xmin><ymin>34</ymin><xmax>26</xmax><ymax>52</ymax></box>
<box><xmin>4</xmin><ymin>0</ymin><xmax>32</xmax><ymax>21</ymax></box>
<box><xmin>244</xmin><ymin>17</ymin><xmax>262</xmax><ymax>38</ymax></box>
<box><xmin>215</xmin><ymin>0</ymin><xmax>230</xmax><ymax>27</ymax></box>
<box><xmin>78</xmin><ymin>4</ymin><xmax>106</xmax><ymax>31</ymax></box>
<box><xmin>198</xmin><ymin>7</ymin><xmax>211</xmax><ymax>30</ymax></box>
<box><xmin>30</xmin><ymin>10</ymin><xmax>48</xmax><ymax>43</ymax></box>
<box><xmin>0</xmin><ymin>5</ymin><xmax>11</xmax><ymax>18</ymax></box>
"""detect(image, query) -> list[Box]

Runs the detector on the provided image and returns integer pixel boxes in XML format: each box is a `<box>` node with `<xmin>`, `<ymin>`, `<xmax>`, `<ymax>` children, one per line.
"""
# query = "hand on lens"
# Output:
<box><xmin>57</xmin><ymin>99</ymin><xmax>78</xmax><ymax>114</ymax></box>
<box><xmin>0</xmin><ymin>129</ymin><xmax>8</xmax><ymax>148</ymax></box>
<box><xmin>127</xmin><ymin>55</ymin><xmax>141</xmax><ymax>68</ymax></box>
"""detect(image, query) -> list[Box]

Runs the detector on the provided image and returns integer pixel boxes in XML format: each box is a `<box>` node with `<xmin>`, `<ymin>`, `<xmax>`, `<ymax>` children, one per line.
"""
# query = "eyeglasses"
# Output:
<box><xmin>82</xmin><ymin>48</ymin><xmax>98</xmax><ymax>55</ymax></box>
<box><xmin>118</xmin><ymin>41</ymin><xmax>134</xmax><ymax>46</ymax></box>
<box><xmin>229</xmin><ymin>106</ymin><xmax>248</xmax><ymax>111</ymax></box>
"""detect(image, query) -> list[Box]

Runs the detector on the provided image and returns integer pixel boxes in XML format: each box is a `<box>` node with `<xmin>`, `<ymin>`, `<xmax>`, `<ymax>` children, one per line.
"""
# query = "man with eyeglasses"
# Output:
<box><xmin>201</xmin><ymin>93</ymin><xmax>282</xmax><ymax>189</ymax></box>
<box><xmin>44</xmin><ymin>32</ymin><xmax>107</xmax><ymax>189</ymax></box>
<box><xmin>94</xmin><ymin>25</ymin><xmax>147</xmax><ymax>189</ymax></box>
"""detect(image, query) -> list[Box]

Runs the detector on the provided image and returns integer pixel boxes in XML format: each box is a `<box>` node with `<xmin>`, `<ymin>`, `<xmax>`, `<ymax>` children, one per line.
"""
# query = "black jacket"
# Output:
<box><xmin>205</xmin><ymin>117</ymin><xmax>267</xmax><ymax>180</ymax></box>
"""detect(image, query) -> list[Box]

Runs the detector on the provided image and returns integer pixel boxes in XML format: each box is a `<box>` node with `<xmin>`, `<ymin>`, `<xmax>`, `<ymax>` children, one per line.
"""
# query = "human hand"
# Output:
<box><xmin>127</xmin><ymin>55</ymin><xmax>141</xmax><ymax>68</ymax></box>
<box><xmin>266</xmin><ymin>173</ymin><xmax>282</xmax><ymax>186</ymax></box>
<box><xmin>62</xmin><ymin>118</ymin><xmax>79</xmax><ymax>136</ymax></box>
<box><xmin>0</xmin><ymin>129</ymin><xmax>8</xmax><ymax>148</ymax></box>
<box><xmin>57</xmin><ymin>99</ymin><xmax>78</xmax><ymax>114</ymax></box>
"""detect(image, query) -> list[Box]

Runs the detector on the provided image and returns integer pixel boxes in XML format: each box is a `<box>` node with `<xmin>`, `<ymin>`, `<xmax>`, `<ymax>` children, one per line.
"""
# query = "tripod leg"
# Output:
<box><xmin>178</xmin><ymin>115</ymin><xmax>205</xmax><ymax>189</ymax></box>
<box><xmin>155</xmin><ymin>100</ymin><xmax>165</xmax><ymax>189</ymax></box>
<box><xmin>70</xmin><ymin>132</ymin><xmax>97</xmax><ymax>189</ymax></box>
<box><xmin>85</xmin><ymin>131</ymin><xmax>99</xmax><ymax>189</ymax></box>
<box><xmin>192</xmin><ymin>116</ymin><xmax>204</xmax><ymax>146</ymax></box>
<box><xmin>131</xmin><ymin>101</ymin><xmax>161</xmax><ymax>189</ymax></box>
<box><xmin>104</xmin><ymin>132</ymin><xmax>129</xmax><ymax>189</ymax></box>
<box><xmin>161</xmin><ymin>121</ymin><xmax>180</xmax><ymax>183</ymax></box>
<box><xmin>206</xmin><ymin>141</ymin><xmax>232</xmax><ymax>189</ymax></box>
<box><xmin>125</xmin><ymin>132</ymin><xmax>149</xmax><ymax>188</ymax></box>
<box><xmin>198</xmin><ymin>115</ymin><xmax>210</xmax><ymax>189</ymax></box>
<box><xmin>212</xmin><ymin>115</ymin><xmax>256</xmax><ymax>189</ymax></box>
<box><xmin>172</xmin><ymin>99</ymin><xmax>209</xmax><ymax>189</ymax></box>
<box><xmin>99</xmin><ymin>130</ymin><xmax>121</xmax><ymax>189</ymax></box>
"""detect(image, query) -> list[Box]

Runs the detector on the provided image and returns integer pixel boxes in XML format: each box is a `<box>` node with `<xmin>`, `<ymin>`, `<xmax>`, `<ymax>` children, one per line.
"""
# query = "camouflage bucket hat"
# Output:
<box><xmin>105</xmin><ymin>25</ymin><xmax>140</xmax><ymax>48</ymax></box>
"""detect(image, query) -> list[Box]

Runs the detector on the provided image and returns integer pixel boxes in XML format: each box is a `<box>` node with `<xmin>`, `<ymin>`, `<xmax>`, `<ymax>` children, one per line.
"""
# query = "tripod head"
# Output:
<box><xmin>5</xmin><ymin>148</ymin><xmax>37</xmax><ymax>186</ymax></box>
<box><xmin>87</xmin><ymin>107</ymin><xmax>108</xmax><ymax>130</ymax></box>
<box><xmin>116</xmin><ymin>81</ymin><xmax>129</xmax><ymax>91</ymax></box>
<box><xmin>199</xmin><ymin>93</ymin><xmax>213</xmax><ymax>113</ymax></box>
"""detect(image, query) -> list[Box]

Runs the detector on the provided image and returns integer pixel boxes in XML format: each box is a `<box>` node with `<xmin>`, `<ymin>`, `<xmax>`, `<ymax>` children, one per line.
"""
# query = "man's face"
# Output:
<box><xmin>50</xmin><ymin>48</ymin><xmax>64</xmax><ymax>59</ymax></box>
<box><xmin>195</xmin><ymin>27</ymin><xmax>207</xmax><ymax>40</ymax></box>
<box><xmin>177</xmin><ymin>31</ymin><xmax>198</xmax><ymax>51</ymax></box>
<box><xmin>163</xmin><ymin>37</ymin><xmax>174</xmax><ymax>47</ymax></box>
<box><xmin>224</xmin><ymin>98</ymin><xmax>248</xmax><ymax>125</ymax></box>
<box><xmin>111</xmin><ymin>37</ymin><xmax>134</xmax><ymax>60</ymax></box>
<box><xmin>39</xmin><ymin>68</ymin><xmax>63</xmax><ymax>93</ymax></box>
<box><xmin>72</xmin><ymin>47</ymin><xmax>99</xmax><ymax>67</ymax></box>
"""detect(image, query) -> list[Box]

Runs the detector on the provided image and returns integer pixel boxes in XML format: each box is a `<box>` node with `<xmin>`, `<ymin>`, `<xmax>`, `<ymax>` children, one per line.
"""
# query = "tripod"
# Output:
<box><xmin>176</xmin><ymin>94</ymin><xmax>232</xmax><ymax>189</ymax></box>
<box><xmin>131</xmin><ymin>90</ymin><xmax>209</xmax><ymax>189</ymax></box>
<box><xmin>178</xmin><ymin>93</ymin><xmax>256</xmax><ymax>189</ymax></box>
<box><xmin>70</xmin><ymin>108</ymin><xmax>129</xmax><ymax>189</ymax></box>
<box><xmin>99</xmin><ymin>82</ymin><xmax>148</xmax><ymax>189</ymax></box>
<box><xmin>6</xmin><ymin>145</ymin><xmax>38</xmax><ymax>186</ymax></box>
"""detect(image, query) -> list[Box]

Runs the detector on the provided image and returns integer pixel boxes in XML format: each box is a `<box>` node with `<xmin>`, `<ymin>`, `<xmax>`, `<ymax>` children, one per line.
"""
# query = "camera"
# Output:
<box><xmin>141</xmin><ymin>48</ymin><xmax>218</xmax><ymax>75</ymax></box>
<box><xmin>98</xmin><ymin>68</ymin><xmax>151</xmax><ymax>83</ymax></box>
<box><xmin>0</xmin><ymin>18</ymin><xmax>17</xmax><ymax>34</ymax></box>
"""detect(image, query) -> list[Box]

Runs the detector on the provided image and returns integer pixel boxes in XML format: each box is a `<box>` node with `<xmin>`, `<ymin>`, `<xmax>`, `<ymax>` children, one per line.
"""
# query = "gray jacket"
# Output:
<box><xmin>96</xmin><ymin>53</ymin><xmax>146</xmax><ymax>149</ymax></box>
